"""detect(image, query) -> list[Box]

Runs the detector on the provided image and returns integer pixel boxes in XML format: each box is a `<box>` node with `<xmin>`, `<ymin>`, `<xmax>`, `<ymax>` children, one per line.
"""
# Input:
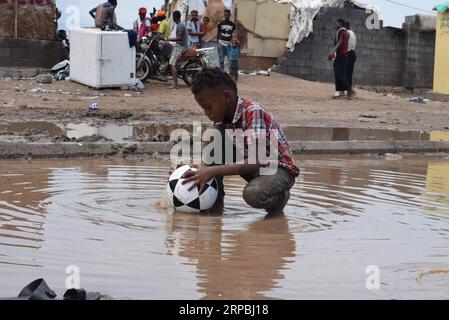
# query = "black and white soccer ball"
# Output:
<box><xmin>166</xmin><ymin>165</ymin><xmax>219</xmax><ymax>213</ymax></box>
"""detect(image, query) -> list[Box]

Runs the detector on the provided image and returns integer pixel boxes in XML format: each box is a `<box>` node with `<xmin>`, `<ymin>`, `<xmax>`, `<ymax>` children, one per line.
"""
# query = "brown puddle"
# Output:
<box><xmin>1</xmin><ymin>155</ymin><xmax>449</xmax><ymax>299</ymax></box>
<box><xmin>1</xmin><ymin>121</ymin><xmax>449</xmax><ymax>143</ymax></box>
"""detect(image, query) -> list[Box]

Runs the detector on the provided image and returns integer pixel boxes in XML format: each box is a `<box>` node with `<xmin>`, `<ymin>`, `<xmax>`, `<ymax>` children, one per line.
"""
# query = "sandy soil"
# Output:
<box><xmin>1</xmin><ymin>72</ymin><xmax>449</xmax><ymax>132</ymax></box>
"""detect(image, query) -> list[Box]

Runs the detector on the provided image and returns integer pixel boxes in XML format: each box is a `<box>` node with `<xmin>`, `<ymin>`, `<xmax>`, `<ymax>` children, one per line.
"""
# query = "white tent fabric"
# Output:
<box><xmin>274</xmin><ymin>0</ymin><xmax>378</xmax><ymax>51</ymax></box>
<box><xmin>188</xmin><ymin>0</ymin><xmax>207</xmax><ymax>15</ymax></box>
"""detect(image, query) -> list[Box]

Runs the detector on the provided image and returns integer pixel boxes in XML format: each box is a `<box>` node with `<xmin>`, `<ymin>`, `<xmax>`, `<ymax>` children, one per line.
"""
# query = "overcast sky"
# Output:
<box><xmin>56</xmin><ymin>0</ymin><xmax>438</xmax><ymax>30</ymax></box>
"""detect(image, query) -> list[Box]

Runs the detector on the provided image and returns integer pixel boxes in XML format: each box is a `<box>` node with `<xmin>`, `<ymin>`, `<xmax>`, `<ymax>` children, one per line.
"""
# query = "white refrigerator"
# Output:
<box><xmin>70</xmin><ymin>28</ymin><xmax>136</xmax><ymax>88</ymax></box>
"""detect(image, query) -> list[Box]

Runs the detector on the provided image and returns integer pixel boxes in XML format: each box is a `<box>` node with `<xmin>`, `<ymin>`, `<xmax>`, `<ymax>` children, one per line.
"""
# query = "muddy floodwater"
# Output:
<box><xmin>1</xmin><ymin>155</ymin><xmax>449</xmax><ymax>299</ymax></box>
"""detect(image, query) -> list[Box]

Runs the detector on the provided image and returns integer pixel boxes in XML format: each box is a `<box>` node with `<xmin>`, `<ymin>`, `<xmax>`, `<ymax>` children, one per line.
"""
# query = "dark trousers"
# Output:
<box><xmin>347</xmin><ymin>50</ymin><xmax>357</xmax><ymax>90</ymax></box>
<box><xmin>334</xmin><ymin>55</ymin><xmax>349</xmax><ymax>92</ymax></box>
<box><xmin>229</xmin><ymin>60</ymin><xmax>239</xmax><ymax>81</ymax></box>
<box><xmin>205</xmin><ymin>126</ymin><xmax>296</xmax><ymax>214</ymax></box>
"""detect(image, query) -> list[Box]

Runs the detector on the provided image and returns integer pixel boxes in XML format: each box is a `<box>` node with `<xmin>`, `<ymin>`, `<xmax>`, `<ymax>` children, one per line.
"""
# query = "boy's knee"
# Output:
<box><xmin>243</xmin><ymin>183</ymin><xmax>270</xmax><ymax>209</ymax></box>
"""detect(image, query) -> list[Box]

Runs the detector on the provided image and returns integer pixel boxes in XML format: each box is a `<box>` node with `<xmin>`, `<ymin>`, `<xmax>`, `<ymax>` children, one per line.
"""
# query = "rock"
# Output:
<box><xmin>151</xmin><ymin>151</ymin><xmax>162</xmax><ymax>161</ymax></box>
<box><xmin>384</xmin><ymin>153</ymin><xmax>402</xmax><ymax>161</ymax></box>
<box><xmin>256</xmin><ymin>70</ymin><xmax>270</xmax><ymax>76</ymax></box>
<box><xmin>36</xmin><ymin>74</ymin><xmax>53</xmax><ymax>84</ymax></box>
<box><xmin>359</xmin><ymin>114</ymin><xmax>378</xmax><ymax>119</ymax></box>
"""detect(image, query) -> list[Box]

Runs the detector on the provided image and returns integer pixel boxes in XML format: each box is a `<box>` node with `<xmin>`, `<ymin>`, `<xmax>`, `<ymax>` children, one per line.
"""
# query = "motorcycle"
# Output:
<box><xmin>136</xmin><ymin>33</ymin><xmax>206</xmax><ymax>86</ymax></box>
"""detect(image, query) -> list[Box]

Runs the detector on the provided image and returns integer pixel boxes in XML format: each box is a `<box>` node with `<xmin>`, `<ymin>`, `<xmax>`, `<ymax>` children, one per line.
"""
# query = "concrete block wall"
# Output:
<box><xmin>402</xmin><ymin>15</ymin><xmax>436</xmax><ymax>89</ymax></box>
<box><xmin>279</xmin><ymin>7</ymin><xmax>435</xmax><ymax>89</ymax></box>
<box><xmin>0</xmin><ymin>38</ymin><xmax>65</xmax><ymax>68</ymax></box>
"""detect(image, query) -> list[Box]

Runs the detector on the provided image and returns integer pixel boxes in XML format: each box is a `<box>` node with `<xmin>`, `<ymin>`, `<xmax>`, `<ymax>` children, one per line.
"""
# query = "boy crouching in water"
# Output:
<box><xmin>182</xmin><ymin>68</ymin><xmax>299</xmax><ymax>216</ymax></box>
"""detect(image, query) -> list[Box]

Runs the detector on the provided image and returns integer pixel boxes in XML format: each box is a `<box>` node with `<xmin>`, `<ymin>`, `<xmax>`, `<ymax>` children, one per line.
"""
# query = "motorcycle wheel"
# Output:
<box><xmin>182</xmin><ymin>61</ymin><xmax>203</xmax><ymax>87</ymax></box>
<box><xmin>136</xmin><ymin>53</ymin><xmax>151</xmax><ymax>82</ymax></box>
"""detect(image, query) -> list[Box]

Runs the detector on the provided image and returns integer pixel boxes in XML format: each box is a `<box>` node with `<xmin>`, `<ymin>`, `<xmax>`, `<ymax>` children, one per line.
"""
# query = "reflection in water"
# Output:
<box><xmin>424</xmin><ymin>162</ymin><xmax>449</xmax><ymax>221</ymax></box>
<box><xmin>0</xmin><ymin>162</ymin><xmax>50</xmax><ymax>264</ymax></box>
<box><xmin>0</xmin><ymin>155</ymin><xmax>449</xmax><ymax>299</ymax></box>
<box><xmin>166</xmin><ymin>213</ymin><xmax>295</xmax><ymax>299</ymax></box>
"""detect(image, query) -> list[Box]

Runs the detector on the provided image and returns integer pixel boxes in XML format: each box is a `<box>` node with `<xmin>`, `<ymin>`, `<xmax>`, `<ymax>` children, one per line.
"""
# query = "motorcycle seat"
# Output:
<box><xmin>181</xmin><ymin>48</ymin><xmax>196</xmax><ymax>60</ymax></box>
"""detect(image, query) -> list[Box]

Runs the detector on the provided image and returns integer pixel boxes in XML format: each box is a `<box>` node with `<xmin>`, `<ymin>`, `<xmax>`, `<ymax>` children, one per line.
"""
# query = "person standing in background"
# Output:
<box><xmin>229</xmin><ymin>39</ymin><xmax>240</xmax><ymax>81</ymax></box>
<box><xmin>150</xmin><ymin>16</ymin><xmax>160</xmax><ymax>33</ymax></box>
<box><xmin>217</xmin><ymin>9</ymin><xmax>236</xmax><ymax>71</ymax></box>
<box><xmin>157</xmin><ymin>11</ymin><xmax>170</xmax><ymax>40</ymax></box>
<box><xmin>328</xmin><ymin>18</ymin><xmax>349</xmax><ymax>99</ymax></box>
<box><xmin>133</xmin><ymin>7</ymin><xmax>151</xmax><ymax>42</ymax></box>
<box><xmin>187</xmin><ymin>10</ymin><xmax>202</xmax><ymax>48</ymax></box>
<box><xmin>345</xmin><ymin>21</ymin><xmax>357</xmax><ymax>98</ymax></box>
<box><xmin>200</xmin><ymin>16</ymin><xmax>210</xmax><ymax>47</ymax></box>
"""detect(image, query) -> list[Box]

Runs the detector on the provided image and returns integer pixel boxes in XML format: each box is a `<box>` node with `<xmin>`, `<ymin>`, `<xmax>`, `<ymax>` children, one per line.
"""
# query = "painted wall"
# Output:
<box><xmin>433</xmin><ymin>11</ymin><xmax>449</xmax><ymax>94</ymax></box>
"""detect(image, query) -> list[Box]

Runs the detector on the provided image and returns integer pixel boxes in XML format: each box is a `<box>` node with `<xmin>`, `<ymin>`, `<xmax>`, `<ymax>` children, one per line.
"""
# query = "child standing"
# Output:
<box><xmin>200</xmin><ymin>16</ymin><xmax>210</xmax><ymax>47</ymax></box>
<box><xmin>229</xmin><ymin>39</ymin><xmax>240</xmax><ymax>81</ymax></box>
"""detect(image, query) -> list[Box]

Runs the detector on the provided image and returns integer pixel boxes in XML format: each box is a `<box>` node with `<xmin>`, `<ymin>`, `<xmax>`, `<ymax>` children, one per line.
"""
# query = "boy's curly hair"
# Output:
<box><xmin>191</xmin><ymin>67</ymin><xmax>237</xmax><ymax>95</ymax></box>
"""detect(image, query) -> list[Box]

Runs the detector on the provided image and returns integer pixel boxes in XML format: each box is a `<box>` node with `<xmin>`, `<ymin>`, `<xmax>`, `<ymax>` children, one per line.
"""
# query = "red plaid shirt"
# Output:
<box><xmin>218</xmin><ymin>97</ymin><xmax>300</xmax><ymax>177</ymax></box>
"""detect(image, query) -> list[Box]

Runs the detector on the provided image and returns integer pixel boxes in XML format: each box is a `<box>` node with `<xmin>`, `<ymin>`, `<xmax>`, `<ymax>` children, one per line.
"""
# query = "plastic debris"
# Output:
<box><xmin>128</xmin><ymin>78</ymin><xmax>145</xmax><ymax>92</ymax></box>
<box><xmin>51</xmin><ymin>60</ymin><xmax>70</xmax><ymax>81</ymax></box>
<box><xmin>408</xmin><ymin>98</ymin><xmax>427</xmax><ymax>104</ymax></box>
<box><xmin>29</xmin><ymin>88</ymin><xmax>62</xmax><ymax>94</ymax></box>
<box><xmin>89</xmin><ymin>103</ymin><xmax>99</xmax><ymax>111</ymax></box>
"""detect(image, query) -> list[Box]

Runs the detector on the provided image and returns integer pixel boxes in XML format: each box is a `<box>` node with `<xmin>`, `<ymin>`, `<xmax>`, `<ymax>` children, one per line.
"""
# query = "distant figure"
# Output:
<box><xmin>187</xmin><ymin>10</ymin><xmax>202</xmax><ymax>49</ymax></box>
<box><xmin>229</xmin><ymin>39</ymin><xmax>240</xmax><ymax>81</ymax></box>
<box><xmin>201</xmin><ymin>16</ymin><xmax>210</xmax><ymax>47</ymax></box>
<box><xmin>167</xmin><ymin>10</ymin><xmax>189</xmax><ymax>89</ymax></box>
<box><xmin>150</xmin><ymin>16</ymin><xmax>160</xmax><ymax>33</ymax></box>
<box><xmin>345</xmin><ymin>21</ymin><xmax>357</xmax><ymax>98</ymax></box>
<box><xmin>217</xmin><ymin>9</ymin><xmax>236</xmax><ymax>71</ymax></box>
<box><xmin>133</xmin><ymin>7</ymin><xmax>151</xmax><ymax>42</ymax></box>
<box><xmin>89</xmin><ymin>0</ymin><xmax>119</xmax><ymax>30</ymax></box>
<box><xmin>157</xmin><ymin>10</ymin><xmax>170</xmax><ymax>39</ymax></box>
<box><xmin>328</xmin><ymin>18</ymin><xmax>350</xmax><ymax>99</ymax></box>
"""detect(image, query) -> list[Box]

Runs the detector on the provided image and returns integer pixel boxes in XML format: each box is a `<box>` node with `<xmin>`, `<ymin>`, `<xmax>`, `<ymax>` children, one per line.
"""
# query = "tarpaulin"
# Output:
<box><xmin>273</xmin><ymin>0</ymin><xmax>378</xmax><ymax>51</ymax></box>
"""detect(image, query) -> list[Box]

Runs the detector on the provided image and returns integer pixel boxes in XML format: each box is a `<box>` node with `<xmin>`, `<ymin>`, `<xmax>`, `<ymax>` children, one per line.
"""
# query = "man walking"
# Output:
<box><xmin>345</xmin><ymin>21</ymin><xmax>357</xmax><ymax>98</ymax></box>
<box><xmin>187</xmin><ymin>10</ymin><xmax>202</xmax><ymax>48</ymax></box>
<box><xmin>328</xmin><ymin>18</ymin><xmax>350</xmax><ymax>99</ymax></box>
<box><xmin>217</xmin><ymin>9</ymin><xmax>236</xmax><ymax>71</ymax></box>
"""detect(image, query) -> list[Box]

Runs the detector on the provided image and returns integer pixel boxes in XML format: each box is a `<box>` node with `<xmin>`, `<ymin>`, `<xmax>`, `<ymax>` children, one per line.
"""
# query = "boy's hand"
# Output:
<box><xmin>182</xmin><ymin>165</ymin><xmax>217</xmax><ymax>193</ymax></box>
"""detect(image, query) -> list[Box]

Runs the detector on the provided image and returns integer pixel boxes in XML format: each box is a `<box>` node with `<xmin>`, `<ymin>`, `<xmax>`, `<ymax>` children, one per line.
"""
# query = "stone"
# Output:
<box><xmin>36</xmin><ymin>74</ymin><xmax>53</xmax><ymax>84</ymax></box>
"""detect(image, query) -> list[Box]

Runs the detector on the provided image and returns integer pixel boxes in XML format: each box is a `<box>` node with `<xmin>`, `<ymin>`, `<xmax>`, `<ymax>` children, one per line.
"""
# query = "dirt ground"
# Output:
<box><xmin>1</xmin><ymin>72</ymin><xmax>449</xmax><ymax>132</ymax></box>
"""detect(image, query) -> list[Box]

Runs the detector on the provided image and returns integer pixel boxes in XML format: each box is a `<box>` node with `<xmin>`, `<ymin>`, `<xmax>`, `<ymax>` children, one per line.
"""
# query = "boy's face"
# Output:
<box><xmin>194</xmin><ymin>87</ymin><xmax>234</xmax><ymax>123</ymax></box>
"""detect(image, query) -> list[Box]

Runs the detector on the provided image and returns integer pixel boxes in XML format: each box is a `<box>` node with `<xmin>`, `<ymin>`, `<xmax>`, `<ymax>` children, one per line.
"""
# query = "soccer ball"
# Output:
<box><xmin>166</xmin><ymin>165</ymin><xmax>219</xmax><ymax>213</ymax></box>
